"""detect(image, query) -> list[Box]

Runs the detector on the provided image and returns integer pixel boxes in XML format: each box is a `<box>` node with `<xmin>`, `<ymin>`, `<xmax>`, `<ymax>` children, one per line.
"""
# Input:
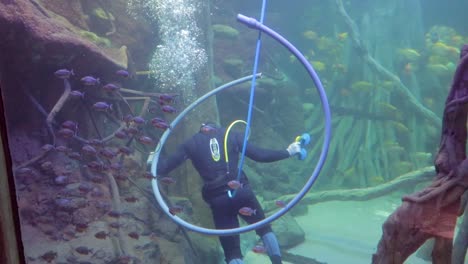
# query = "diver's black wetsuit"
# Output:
<box><xmin>158</xmin><ymin>127</ymin><xmax>289</xmax><ymax>262</ymax></box>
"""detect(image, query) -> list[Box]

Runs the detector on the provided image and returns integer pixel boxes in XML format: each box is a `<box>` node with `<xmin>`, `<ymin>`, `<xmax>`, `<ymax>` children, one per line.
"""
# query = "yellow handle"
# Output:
<box><xmin>224</xmin><ymin>120</ymin><xmax>248</xmax><ymax>163</ymax></box>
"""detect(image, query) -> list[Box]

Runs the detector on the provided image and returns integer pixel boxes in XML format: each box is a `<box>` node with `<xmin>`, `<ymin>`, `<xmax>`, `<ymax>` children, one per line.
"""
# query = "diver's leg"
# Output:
<box><xmin>209</xmin><ymin>194</ymin><xmax>244</xmax><ymax>263</ymax></box>
<box><xmin>237</xmin><ymin>186</ymin><xmax>282</xmax><ymax>264</ymax></box>
<box><xmin>228</xmin><ymin>258</ymin><xmax>244</xmax><ymax>264</ymax></box>
<box><xmin>262</xmin><ymin>232</ymin><xmax>282</xmax><ymax>264</ymax></box>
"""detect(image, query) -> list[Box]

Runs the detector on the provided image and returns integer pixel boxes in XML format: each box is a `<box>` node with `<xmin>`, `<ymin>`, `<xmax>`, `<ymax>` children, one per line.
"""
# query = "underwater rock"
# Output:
<box><xmin>0</xmin><ymin>0</ymin><xmax>127</xmax><ymax>78</ymax></box>
<box><xmin>89</xmin><ymin>7</ymin><xmax>115</xmax><ymax>36</ymax></box>
<box><xmin>270</xmin><ymin>213</ymin><xmax>305</xmax><ymax>249</ymax></box>
<box><xmin>290</xmin><ymin>204</ymin><xmax>309</xmax><ymax>217</ymax></box>
<box><xmin>79</xmin><ymin>30</ymin><xmax>111</xmax><ymax>48</ymax></box>
<box><xmin>186</xmin><ymin>232</ymin><xmax>224</xmax><ymax>263</ymax></box>
<box><xmin>40</xmin><ymin>0</ymin><xmax>89</xmax><ymax>29</ymax></box>
<box><xmin>212</xmin><ymin>24</ymin><xmax>240</xmax><ymax>39</ymax></box>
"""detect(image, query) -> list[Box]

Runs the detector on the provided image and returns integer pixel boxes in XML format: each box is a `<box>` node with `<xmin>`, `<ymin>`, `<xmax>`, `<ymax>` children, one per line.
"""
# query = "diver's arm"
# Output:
<box><xmin>235</xmin><ymin>133</ymin><xmax>290</xmax><ymax>162</ymax></box>
<box><xmin>157</xmin><ymin>144</ymin><xmax>189</xmax><ymax>175</ymax></box>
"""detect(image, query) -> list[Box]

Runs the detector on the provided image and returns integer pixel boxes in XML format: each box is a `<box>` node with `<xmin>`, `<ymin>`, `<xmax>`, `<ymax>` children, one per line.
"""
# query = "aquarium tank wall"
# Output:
<box><xmin>0</xmin><ymin>0</ymin><xmax>467</xmax><ymax>263</ymax></box>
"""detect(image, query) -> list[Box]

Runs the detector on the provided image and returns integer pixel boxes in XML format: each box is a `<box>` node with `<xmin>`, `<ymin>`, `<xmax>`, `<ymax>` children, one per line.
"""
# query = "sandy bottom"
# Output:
<box><xmin>287</xmin><ymin>192</ymin><xmax>438</xmax><ymax>264</ymax></box>
<box><xmin>243</xmin><ymin>192</ymin><xmax>433</xmax><ymax>264</ymax></box>
<box><xmin>244</xmin><ymin>253</ymin><xmax>293</xmax><ymax>264</ymax></box>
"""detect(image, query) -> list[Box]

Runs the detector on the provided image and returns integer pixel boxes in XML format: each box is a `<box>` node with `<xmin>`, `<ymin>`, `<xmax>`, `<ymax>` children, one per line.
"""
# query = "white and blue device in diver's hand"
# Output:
<box><xmin>295</xmin><ymin>133</ymin><xmax>311</xmax><ymax>160</ymax></box>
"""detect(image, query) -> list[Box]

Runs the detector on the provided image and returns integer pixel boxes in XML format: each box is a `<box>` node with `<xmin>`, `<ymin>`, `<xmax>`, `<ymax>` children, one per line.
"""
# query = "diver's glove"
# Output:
<box><xmin>286</xmin><ymin>142</ymin><xmax>301</xmax><ymax>157</ymax></box>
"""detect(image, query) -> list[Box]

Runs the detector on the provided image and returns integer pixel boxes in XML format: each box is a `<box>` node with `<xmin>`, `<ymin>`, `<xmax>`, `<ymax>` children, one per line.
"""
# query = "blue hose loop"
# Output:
<box><xmin>150</xmin><ymin>17</ymin><xmax>332</xmax><ymax>236</ymax></box>
<box><xmin>234</xmin><ymin>0</ymin><xmax>268</xmax><ymax>198</ymax></box>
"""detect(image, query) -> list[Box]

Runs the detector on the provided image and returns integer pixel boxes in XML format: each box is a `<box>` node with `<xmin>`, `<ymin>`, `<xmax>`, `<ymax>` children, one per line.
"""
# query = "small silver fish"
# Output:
<box><xmin>75</xmin><ymin>246</ymin><xmax>93</xmax><ymax>255</ymax></box>
<box><xmin>40</xmin><ymin>250</ymin><xmax>57</xmax><ymax>263</ymax></box>
<box><xmin>227</xmin><ymin>180</ymin><xmax>242</xmax><ymax>189</ymax></box>
<box><xmin>55</xmin><ymin>145</ymin><xmax>69</xmax><ymax>152</ymax></box>
<box><xmin>114</xmin><ymin>130</ymin><xmax>128</xmax><ymax>139</ymax></box>
<box><xmin>81</xmin><ymin>145</ymin><xmax>97</xmax><ymax>155</ymax></box>
<box><xmin>138</xmin><ymin>136</ymin><xmax>154</xmax><ymax>145</ymax></box>
<box><xmin>94</xmin><ymin>231</ymin><xmax>109</xmax><ymax>239</ymax></box>
<box><xmin>118</xmin><ymin>146</ymin><xmax>133</xmax><ymax>155</ymax></box>
<box><xmin>169</xmin><ymin>205</ymin><xmax>183</xmax><ymax>215</ymax></box>
<box><xmin>92</xmin><ymin>102</ymin><xmax>112</xmax><ymax>111</ymax></box>
<box><xmin>159</xmin><ymin>177</ymin><xmax>176</xmax><ymax>185</ymax></box>
<box><xmin>116</xmin><ymin>69</ymin><xmax>130</xmax><ymax>78</ymax></box>
<box><xmin>161</xmin><ymin>105</ymin><xmax>177</xmax><ymax>113</ymax></box>
<box><xmin>151</xmin><ymin>117</ymin><xmax>170</xmax><ymax>130</ymax></box>
<box><xmin>252</xmin><ymin>245</ymin><xmax>266</xmax><ymax>254</ymax></box>
<box><xmin>78</xmin><ymin>183</ymin><xmax>93</xmax><ymax>193</ymax></box>
<box><xmin>81</xmin><ymin>76</ymin><xmax>100</xmax><ymax>86</ymax></box>
<box><xmin>126</xmin><ymin>127</ymin><xmax>139</xmax><ymax>135</ymax></box>
<box><xmin>70</xmin><ymin>90</ymin><xmax>85</xmax><ymax>99</ymax></box>
<box><xmin>275</xmin><ymin>200</ymin><xmax>286</xmax><ymax>208</ymax></box>
<box><xmin>238</xmin><ymin>207</ymin><xmax>256</xmax><ymax>216</ymax></box>
<box><xmin>102</xmin><ymin>83</ymin><xmax>120</xmax><ymax>92</ymax></box>
<box><xmin>128</xmin><ymin>231</ymin><xmax>139</xmax><ymax>240</ymax></box>
<box><xmin>109</xmin><ymin>162</ymin><xmax>122</xmax><ymax>171</ymax></box>
<box><xmin>41</xmin><ymin>144</ymin><xmax>55</xmax><ymax>151</ymax></box>
<box><xmin>159</xmin><ymin>93</ymin><xmax>178</xmax><ymax>104</ymax></box>
<box><xmin>88</xmin><ymin>139</ymin><xmax>103</xmax><ymax>146</ymax></box>
<box><xmin>61</xmin><ymin>120</ymin><xmax>78</xmax><ymax>131</ymax></box>
<box><xmin>132</xmin><ymin>116</ymin><xmax>146</xmax><ymax>125</ymax></box>
<box><xmin>54</xmin><ymin>175</ymin><xmax>69</xmax><ymax>185</ymax></box>
<box><xmin>67</xmin><ymin>152</ymin><xmax>81</xmax><ymax>160</ymax></box>
<box><xmin>54</xmin><ymin>69</ymin><xmax>74</xmax><ymax>79</ymax></box>
<box><xmin>100</xmin><ymin>147</ymin><xmax>117</xmax><ymax>159</ymax></box>
<box><xmin>58</xmin><ymin>128</ymin><xmax>75</xmax><ymax>138</ymax></box>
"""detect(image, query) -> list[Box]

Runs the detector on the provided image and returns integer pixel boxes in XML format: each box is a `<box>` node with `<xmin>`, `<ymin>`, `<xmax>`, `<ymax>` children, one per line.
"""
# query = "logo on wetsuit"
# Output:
<box><xmin>209</xmin><ymin>138</ymin><xmax>220</xmax><ymax>161</ymax></box>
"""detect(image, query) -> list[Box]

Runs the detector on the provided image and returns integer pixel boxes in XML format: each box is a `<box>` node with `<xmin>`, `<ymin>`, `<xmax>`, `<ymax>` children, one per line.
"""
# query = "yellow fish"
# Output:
<box><xmin>337</xmin><ymin>32</ymin><xmax>348</xmax><ymax>41</ymax></box>
<box><xmin>397</xmin><ymin>48</ymin><xmax>421</xmax><ymax>61</ymax></box>
<box><xmin>303</xmin><ymin>30</ymin><xmax>318</xmax><ymax>40</ymax></box>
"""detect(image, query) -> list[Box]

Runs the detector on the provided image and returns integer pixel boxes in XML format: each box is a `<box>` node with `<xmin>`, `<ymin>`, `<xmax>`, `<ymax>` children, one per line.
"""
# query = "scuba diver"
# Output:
<box><xmin>156</xmin><ymin>122</ymin><xmax>302</xmax><ymax>264</ymax></box>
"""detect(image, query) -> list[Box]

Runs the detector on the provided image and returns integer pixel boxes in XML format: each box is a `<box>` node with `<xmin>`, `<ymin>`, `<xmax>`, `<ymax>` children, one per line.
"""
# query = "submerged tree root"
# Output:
<box><xmin>46</xmin><ymin>79</ymin><xmax>71</xmax><ymax>140</ymax></box>
<box><xmin>452</xmin><ymin>190</ymin><xmax>468</xmax><ymax>263</ymax></box>
<box><xmin>105</xmin><ymin>171</ymin><xmax>130</xmax><ymax>256</ymax></box>
<box><xmin>264</xmin><ymin>167</ymin><xmax>434</xmax><ymax>212</ymax></box>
